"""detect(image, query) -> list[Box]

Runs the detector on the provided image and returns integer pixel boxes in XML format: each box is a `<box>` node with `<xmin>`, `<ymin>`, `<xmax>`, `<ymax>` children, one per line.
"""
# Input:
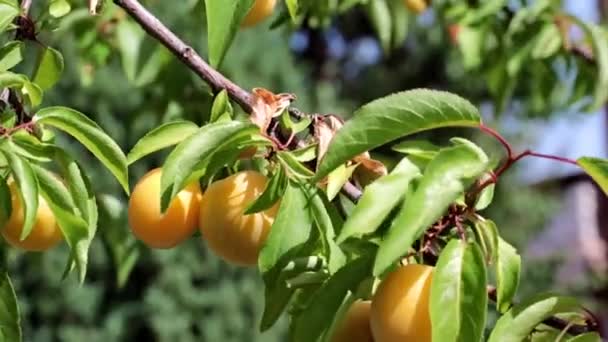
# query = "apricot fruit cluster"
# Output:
<box><xmin>128</xmin><ymin>168</ymin><xmax>278</xmax><ymax>266</ymax></box>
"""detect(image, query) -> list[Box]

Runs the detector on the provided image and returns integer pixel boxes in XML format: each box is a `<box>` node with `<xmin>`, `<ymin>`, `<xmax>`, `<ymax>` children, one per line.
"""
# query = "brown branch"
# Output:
<box><xmin>113</xmin><ymin>0</ymin><xmax>252</xmax><ymax>112</ymax></box>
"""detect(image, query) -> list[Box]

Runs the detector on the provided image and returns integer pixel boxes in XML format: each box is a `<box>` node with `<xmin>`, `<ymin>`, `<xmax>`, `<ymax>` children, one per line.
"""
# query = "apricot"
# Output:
<box><xmin>404</xmin><ymin>0</ymin><xmax>428</xmax><ymax>14</ymax></box>
<box><xmin>331</xmin><ymin>300</ymin><xmax>374</xmax><ymax>342</ymax></box>
<box><xmin>199</xmin><ymin>170</ymin><xmax>279</xmax><ymax>266</ymax></box>
<box><xmin>1</xmin><ymin>181</ymin><xmax>62</xmax><ymax>251</ymax></box>
<box><xmin>370</xmin><ymin>264</ymin><xmax>433</xmax><ymax>342</ymax></box>
<box><xmin>241</xmin><ymin>0</ymin><xmax>276</xmax><ymax>28</ymax></box>
<box><xmin>128</xmin><ymin>168</ymin><xmax>202</xmax><ymax>249</ymax></box>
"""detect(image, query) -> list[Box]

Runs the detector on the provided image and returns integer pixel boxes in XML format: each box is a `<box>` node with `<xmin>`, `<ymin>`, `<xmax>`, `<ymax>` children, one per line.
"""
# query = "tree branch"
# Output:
<box><xmin>113</xmin><ymin>0</ymin><xmax>253</xmax><ymax>112</ymax></box>
<box><xmin>20</xmin><ymin>0</ymin><xmax>32</xmax><ymax>13</ymax></box>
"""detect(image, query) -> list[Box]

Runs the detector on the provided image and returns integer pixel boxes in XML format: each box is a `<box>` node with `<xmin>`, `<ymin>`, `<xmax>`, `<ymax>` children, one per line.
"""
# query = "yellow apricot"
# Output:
<box><xmin>199</xmin><ymin>170</ymin><xmax>279</xmax><ymax>266</ymax></box>
<box><xmin>241</xmin><ymin>0</ymin><xmax>277</xmax><ymax>28</ymax></box>
<box><xmin>331</xmin><ymin>300</ymin><xmax>375</xmax><ymax>342</ymax></box>
<box><xmin>1</xmin><ymin>181</ymin><xmax>62</xmax><ymax>251</ymax></box>
<box><xmin>128</xmin><ymin>168</ymin><xmax>202</xmax><ymax>249</ymax></box>
<box><xmin>403</xmin><ymin>0</ymin><xmax>428</xmax><ymax>14</ymax></box>
<box><xmin>370</xmin><ymin>264</ymin><xmax>434</xmax><ymax>342</ymax></box>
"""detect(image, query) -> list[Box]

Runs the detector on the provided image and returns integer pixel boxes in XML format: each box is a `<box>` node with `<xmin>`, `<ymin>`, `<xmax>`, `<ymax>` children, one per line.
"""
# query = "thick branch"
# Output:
<box><xmin>113</xmin><ymin>0</ymin><xmax>252</xmax><ymax>112</ymax></box>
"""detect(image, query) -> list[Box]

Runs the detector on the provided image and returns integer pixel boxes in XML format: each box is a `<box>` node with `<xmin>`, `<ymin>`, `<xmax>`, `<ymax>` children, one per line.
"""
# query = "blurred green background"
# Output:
<box><xmin>3</xmin><ymin>0</ymin><xmax>607</xmax><ymax>341</ymax></box>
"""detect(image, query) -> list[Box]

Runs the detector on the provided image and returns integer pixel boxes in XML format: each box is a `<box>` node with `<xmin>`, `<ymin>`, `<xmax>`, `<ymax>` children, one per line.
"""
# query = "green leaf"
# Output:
<box><xmin>55</xmin><ymin>151</ymin><xmax>98</xmax><ymax>283</ymax></box>
<box><xmin>457</xmin><ymin>25</ymin><xmax>485</xmax><ymax>70</ymax></box>
<box><xmin>531</xmin><ymin>23</ymin><xmax>561</xmax><ymax>59</ymax></box>
<box><xmin>276</xmin><ymin>151</ymin><xmax>315</xmax><ymax>179</ymax></box>
<box><xmin>475</xmin><ymin>182</ymin><xmax>494</xmax><ymax>210</ymax></box>
<box><xmin>0</xmin><ymin>271</ymin><xmax>20</xmax><ymax>342</ymax></box>
<box><xmin>210</xmin><ymin>90</ymin><xmax>233</xmax><ymax>123</ymax></box>
<box><xmin>127</xmin><ymin>120</ymin><xmax>199</xmax><ymax>165</ymax></box>
<box><xmin>338</xmin><ymin>157</ymin><xmax>420</xmax><ymax>243</ymax></box>
<box><xmin>367</xmin><ymin>0</ymin><xmax>392</xmax><ymax>53</ymax></box>
<box><xmin>34</xmin><ymin>107</ymin><xmax>129</xmax><ymax>194</ymax></box>
<box><xmin>0</xmin><ymin>41</ymin><xmax>22</xmax><ymax>72</ymax></box>
<box><xmin>291</xmin><ymin>256</ymin><xmax>373</xmax><ymax>342</ymax></box>
<box><xmin>245</xmin><ymin>166</ymin><xmax>286</xmax><ymax>215</ymax></box>
<box><xmin>389</xmin><ymin>0</ymin><xmax>408</xmax><ymax>50</ymax></box>
<box><xmin>49</xmin><ymin>0</ymin><xmax>71</xmax><ymax>17</ymax></box>
<box><xmin>566</xmin><ymin>333</ymin><xmax>602</xmax><ymax>342</ymax></box>
<box><xmin>0</xmin><ymin>176</ymin><xmax>10</xmax><ymax>229</ymax></box>
<box><xmin>205</xmin><ymin>0</ymin><xmax>255</xmax><ymax>68</ymax></box>
<box><xmin>0</xmin><ymin>1</ymin><xmax>18</xmax><ymax>33</ymax></box>
<box><xmin>0</xmin><ymin>149</ymin><xmax>38</xmax><ymax>240</ymax></box>
<box><xmin>160</xmin><ymin>120</ymin><xmax>257</xmax><ymax>212</ymax></box>
<box><xmin>8</xmin><ymin>134</ymin><xmax>54</xmax><ymax>163</ymax></box>
<box><xmin>577</xmin><ymin>157</ymin><xmax>608</xmax><ymax>196</ymax></box>
<box><xmin>258</xmin><ymin>181</ymin><xmax>314</xmax><ymax>274</ymax></box>
<box><xmin>374</xmin><ymin>139</ymin><xmax>489</xmax><ymax>275</ymax></box>
<box><xmin>31</xmin><ymin>164</ymin><xmax>89</xmax><ymax>276</ymax></box>
<box><xmin>430</xmin><ymin>240</ymin><xmax>488</xmax><ymax>342</ymax></box>
<box><xmin>0</xmin><ymin>72</ymin><xmax>41</xmax><ymax>108</ymax></box>
<box><xmin>325</xmin><ymin>164</ymin><xmax>357</xmax><ymax>201</ymax></box>
<box><xmin>488</xmin><ymin>294</ymin><xmax>583</xmax><ymax>342</ymax></box>
<box><xmin>472</xmin><ymin>218</ymin><xmax>498</xmax><ymax>264</ymax></box>
<box><xmin>392</xmin><ymin>139</ymin><xmax>440</xmax><ymax>160</ymax></box>
<box><xmin>307</xmin><ymin>186</ymin><xmax>346</xmax><ymax>274</ymax></box>
<box><xmin>260</xmin><ymin>271</ymin><xmax>296</xmax><ymax>331</ymax></box>
<box><xmin>116</xmin><ymin>20</ymin><xmax>144</xmax><ymax>82</ymax></box>
<box><xmin>495</xmin><ymin>237</ymin><xmax>521</xmax><ymax>313</ymax></box>
<box><xmin>32</xmin><ymin>47</ymin><xmax>64</xmax><ymax>91</ymax></box>
<box><xmin>568</xmin><ymin>16</ymin><xmax>608</xmax><ymax>111</ymax></box>
<box><xmin>285</xmin><ymin>0</ymin><xmax>298</xmax><ymax>22</ymax></box>
<box><xmin>316</xmin><ymin>89</ymin><xmax>481</xmax><ymax>180</ymax></box>
<box><xmin>20</xmin><ymin>80</ymin><xmax>42</xmax><ymax>108</ymax></box>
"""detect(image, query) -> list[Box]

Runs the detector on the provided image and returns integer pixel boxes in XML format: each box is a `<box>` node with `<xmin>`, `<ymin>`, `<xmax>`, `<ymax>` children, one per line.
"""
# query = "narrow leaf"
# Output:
<box><xmin>316</xmin><ymin>89</ymin><xmax>481</xmax><ymax>180</ymax></box>
<box><xmin>496</xmin><ymin>237</ymin><xmax>521</xmax><ymax>313</ymax></box>
<box><xmin>577</xmin><ymin>157</ymin><xmax>608</xmax><ymax>196</ymax></box>
<box><xmin>127</xmin><ymin>120</ymin><xmax>199</xmax><ymax>164</ymax></box>
<box><xmin>210</xmin><ymin>90</ymin><xmax>233</xmax><ymax>123</ymax></box>
<box><xmin>206</xmin><ymin>0</ymin><xmax>255</xmax><ymax>68</ymax></box>
<box><xmin>0</xmin><ymin>271</ymin><xmax>20</xmax><ymax>342</ymax></box>
<box><xmin>338</xmin><ymin>157</ymin><xmax>420</xmax><ymax>243</ymax></box>
<box><xmin>472</xmin><ymin>218</ymin><xmax>499</xmax><ymax>264</ymax></box>
<box><xmin>32</xmin><ymin>47</ymin><xmax>64</xmax><ymax>90</ymax></box>
<box><xmin>245</xmin><ymin>166</ymin><xmax>286</xmax><ymax>214</ymax></box>
<box><xmin>307</xmin><ymin>186</ymin><xmax>346</xmax><ymax>273</ymax></box>
<box><xmin>0</xmin><ymin>150</ymin><xmax>38</xmax><ymax>240</ymax></box>
<box><xmin>488</xmin><ymin>294</ymin><xmax>583</xmax><ymax>342</ymax></box>
<box><xmin>367</xmin><ymin>0</ymin><xmax>392</xmax><ymax>53</ymax></box>
<box><xmin>160</xmin><ymin>120</ymin><xmax>257</xmax><ymax>211</ymax></box>
<box><xmin>258</xmin><ymin>181</ymin><xmax>314</xmax><ymax>273</ymax></box>
<box><xmin>430</xmin><ymin>240</ymin><xmax>488</xmax><ymax>342</ymax></box>
<box><xmin>34</xmin><ymin>107</ymin><xmax>129</xmax><ymax>194</ymax></box>
<box><xmin>374</xmin><ymin>139</ymin><xmax>489</xmax><ymax>275</ymax></box>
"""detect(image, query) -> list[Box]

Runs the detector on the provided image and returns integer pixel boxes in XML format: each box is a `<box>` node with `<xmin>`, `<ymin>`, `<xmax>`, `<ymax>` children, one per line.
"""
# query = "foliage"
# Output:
<box><xmin>0</xmin><ymin>0</ymin><xmax>606</xmax><ymax>341</ymax></box>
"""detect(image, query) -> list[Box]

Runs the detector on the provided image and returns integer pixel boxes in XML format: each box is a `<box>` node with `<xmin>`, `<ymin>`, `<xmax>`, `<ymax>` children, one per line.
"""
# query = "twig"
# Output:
<box><xmin>113</xmin><ymin>0</ymin><xmax>253</xmax><ymax>112</ymax></box>
<box><xmin>20</xmin><ymin>0</ymin><xmax>32</xmax><ymax>13</ymax></box>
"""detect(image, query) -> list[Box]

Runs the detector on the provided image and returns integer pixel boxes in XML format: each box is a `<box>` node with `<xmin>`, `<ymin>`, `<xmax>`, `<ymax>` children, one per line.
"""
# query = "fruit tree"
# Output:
<box><xmin>0</xmin><ymin>0</ymin><xmax>608</xmax><ymax>341</ymax></box>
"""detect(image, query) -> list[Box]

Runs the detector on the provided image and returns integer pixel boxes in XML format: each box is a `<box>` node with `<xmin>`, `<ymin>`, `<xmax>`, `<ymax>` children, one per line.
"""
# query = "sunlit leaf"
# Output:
<box><xmin>374</xmin><ymin>139</ymin><xmax>489</xmax><ymax>275</ymax></box>
<box><xmin>488</xmin><ymin>294</ymin><xmax>583</xmax><ymax>342</ymax></box>
<box><xmin>316</xmin><ymin>89</ymin><xmax>481</xmax><ymax>180</ymax></box>
<box><xmin>0</xmin><ymin>41</ymin><xmax>22</xmax><ymax>72</ymax></box>
<box><xmin>205</xmin><ymin>0</ymin><xmax>255</xmax><ymax>68</ymax></box>
<box><xmin>32</xmin><ymin>47</ymin><xmax>64</xmax><ymax>90</ymax></box>
<box><xmin>338</xmin><ymin>157</ymin><xmax>420</xmax><ymax>243</ymax></box>
<box><xmin>495</xmin><ymin>237</ymin><xmax>521</xmax><ymax>313</ymax></box>
<box><xmin>35</xmin><ymin>107</ymin><xmax>129</xmax><ymax>194</ymax></box>
<box><xmin>577</xmin><ymin>157</ymin><xmax>608</xmax><ymax>196</ymax></box>
<box><xmin>245</xmin><ymin>166</ymin><xmax>286</xmax><ymax>214</ymax></box>
<box><xmin>127</xmin><ymin>120</ymin><xmax>199</xmax><ymax>164</ymax></box>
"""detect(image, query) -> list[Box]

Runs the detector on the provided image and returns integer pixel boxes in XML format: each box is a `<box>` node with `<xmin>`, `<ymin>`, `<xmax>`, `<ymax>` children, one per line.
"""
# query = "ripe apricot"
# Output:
<box><xmin>370</xmin><ymin>264</ymin><xmax>433</xmax><ymax>342</ymax></box>
<box><xmin>404</xmin><ymin>0</ymin><xmax>428</xmax><ymax>14</ymax></box>
<box><xmin>241</xmin><ymin>0</ymin><xmax>276</xmax><ymax>28</ymax></box>
<box><xmin>1</xmin><ymin>181</ymin><xmax>62</xmax><ymax>251</ymax></box>
<box><xmin>331</xmin><ymin>300</ymin><xmax>374</xmax><ymax>342</ymax></box>
<box><xmin>199</xmin><ymin>170</ymin><xmax>279</xmax><ymax>266</ymax></box>
<box><xmin>128</xmin><ymin>168</ymin><xmax>202</xmax><ymax>249</ymax></box>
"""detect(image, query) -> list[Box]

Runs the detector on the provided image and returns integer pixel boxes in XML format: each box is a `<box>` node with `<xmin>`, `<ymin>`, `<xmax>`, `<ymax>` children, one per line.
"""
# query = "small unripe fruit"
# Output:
<box><xmin>241</xmin><ymin>0</ymin><xmax>277</xmax><ymax>28</ymax></box>
<box><xmin>331</xmin><ymin>300</ymin><xmax>374</xmax><ymax>342</ymax></box>
<box><xmin>128</xmin><ymin>168</ymin><xmax>202</xmax><ymax>249</ymax></box>
<box><xmin>199</xmin><ymin>171</ymin><xmax>278</xmax><ymax>266</ymax></box>
<box><xmin>404</xmin><ymin>0</ymin><xmax>428</xmax><ymax>14</ymax></box>
<box><xmin>370</xmin><ymin>264</ymin><xmax>434</xmax><ymax>342</ymax></box>
<box><xmin>2</xmin><ymin>181</ymin><xmax>62</xmax><ymax>251</ymax></box>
